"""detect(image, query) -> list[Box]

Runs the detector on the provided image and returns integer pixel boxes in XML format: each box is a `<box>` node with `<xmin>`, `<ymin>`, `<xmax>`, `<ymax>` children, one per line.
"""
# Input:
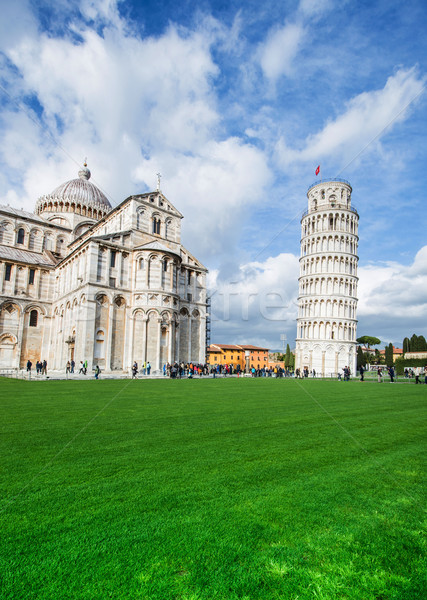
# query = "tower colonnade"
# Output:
<box><xmin>295</xmin><ymin>179</ymin><xmax>359</xmax><ymax>376</ymax></box>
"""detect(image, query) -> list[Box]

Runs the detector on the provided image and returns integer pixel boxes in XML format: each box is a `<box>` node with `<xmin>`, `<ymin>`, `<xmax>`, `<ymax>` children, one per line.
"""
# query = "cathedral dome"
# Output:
<box><xmin>35</xmin><ymin>164</ymin><xmax>112</xmax><ymax>222</ymax></box>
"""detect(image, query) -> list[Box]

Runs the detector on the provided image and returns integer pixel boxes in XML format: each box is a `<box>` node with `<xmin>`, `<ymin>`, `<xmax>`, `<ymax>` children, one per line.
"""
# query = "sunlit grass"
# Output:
<box><xmin>0</xmin><ymin>377</ymin><xmax>425</xmax><ymax>599</ymax></box>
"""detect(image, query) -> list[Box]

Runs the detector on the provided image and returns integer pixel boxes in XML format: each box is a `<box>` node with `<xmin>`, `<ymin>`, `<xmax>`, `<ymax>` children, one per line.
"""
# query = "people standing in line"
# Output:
<box><xmin>146</xmin><ymin>362</ymin><xmax>151</xmax><ymax>375</ymax></box>
<box><xmin>377</xmin><ymin>366</ymin><xmax>383</xmax><ymax>383</ymax></box>
<box><xmin>359</xmin><ymin>365</ymin><xmax>365</xmax><ymax>382</ymax></box>
<box><xmin>142</xmin><ymin>361</ymin><xmax>146</xmax><ymax>376</ymax></box>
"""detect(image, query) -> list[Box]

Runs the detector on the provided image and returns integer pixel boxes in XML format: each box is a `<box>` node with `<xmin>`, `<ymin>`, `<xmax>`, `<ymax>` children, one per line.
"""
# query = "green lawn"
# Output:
<box><xmin>0</xmin><ymin>377</ymin><xmax>425</xmax><ymax>600</ymax></box>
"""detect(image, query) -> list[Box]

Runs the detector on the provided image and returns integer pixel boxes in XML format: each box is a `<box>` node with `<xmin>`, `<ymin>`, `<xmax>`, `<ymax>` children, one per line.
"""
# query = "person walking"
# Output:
<box><xmin>94</xmin><ymin>365</ymin><xmax>100</xmax><ymax>379</ymax></box>
<box><xmin>26</xmin><ymin>360</ymin><xmax>32</xmax><ymax>372</ymax></box>
<box><xmin>132</xmin><ymin>362</ymin><xmax>138</xmax><ymax>378</ymax></box>
<box><xmin>359</xmin><ymin>365</ymin><xmax>365</xmax><ymax>381</ymax></box>
<box><xmin>414</xmin><ymin>366</ymin><xmax>421</xmax><ymax>384</ymax></box>
<box><xmin>388</xmin><ymin>366</ymin><xmax>395</xmax><ymax>383</ymax></box>
<box><xmin>377</xmin><ymin>367</ymin><xmax>383</xmax><ymax>383</ymax></box>
<box><xmin>146</xmin><ymin>362</ymin><xmax>151</xmax><ymax>375</ymax></box>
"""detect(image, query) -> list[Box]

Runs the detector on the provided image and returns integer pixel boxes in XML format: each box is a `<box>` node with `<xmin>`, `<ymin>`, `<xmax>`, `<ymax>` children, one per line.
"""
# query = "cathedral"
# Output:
<box><xmin>0</xmin><ymin>165</ymin><xmax>207</xmax><ymax>373</ymax></box>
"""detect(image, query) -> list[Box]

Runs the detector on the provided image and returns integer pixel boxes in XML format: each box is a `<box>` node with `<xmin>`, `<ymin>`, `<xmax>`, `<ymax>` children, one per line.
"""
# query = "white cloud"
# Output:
<box><xmin>276</xmin><ymin>67</ymin><xmax>426</xmax><ymax>168</ymax></box>
<box><xmin>133</xmin><ymin>137</ymin><xmax>272</xmax><ymax>258</ymax></box>
<box><xmin>0</xmin><ymin>4</ymin><xmax>274</xmax><ymax>260</ymax></box>
<box><xmin>298</xmin><ymin>0</ymin><xmax>333</xmax><ymax>17</ymax></box>
<box><xmin>358</xmin><ymin>246</ymin><xmax>427</xmax><ymax>319</ymax></box>
<box><xmin>258</xmin><ymin>22</ymin><xmax>305</xmax><ymax>82</ymax></box>
<box><xmin>208</xmin><ymin>253</ymin><xmax>300</xmax><ymax>347</ymax></box>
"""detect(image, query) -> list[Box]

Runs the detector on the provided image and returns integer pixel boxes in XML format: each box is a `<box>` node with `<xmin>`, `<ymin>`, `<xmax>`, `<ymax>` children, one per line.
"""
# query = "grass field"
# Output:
<box><xmin>0</xmin><ymin>377</ymin><xmax>425</xmax><ymax>600</ymax></box>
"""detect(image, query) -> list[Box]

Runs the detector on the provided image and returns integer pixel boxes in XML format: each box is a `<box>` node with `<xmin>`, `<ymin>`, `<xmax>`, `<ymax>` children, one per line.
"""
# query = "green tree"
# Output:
<box><xmin>410</xmin><ymin>333</ymin><xmax>419</xmax><ymax>351</ymax></box>
<box><xmin>357</xmin><ymin>346</ymin><xmax>364</xmax><ymax>369</ymax></box>
<box><xmin>356</xmin><ymin>336</ymin><xmax>381</xmax><ymax>348</ymax></box>
<box><xmin>403</xmin><ymin>337</ymin><xmax>410</xmax><ymax>353</ymax></box>
<box><xmin>418</xmin><ymin>335</ymin><xmax>427</xmax><ymax>351</ymax></box>
<box><xmin>385</xmin><ymin>343</ymin><xmax>394</xmax><ymax>366</ymax></box>
<box><xmin>284</xmin><ymin>344</ymin><xmax>291</xmax><ymax>367</ymax></box>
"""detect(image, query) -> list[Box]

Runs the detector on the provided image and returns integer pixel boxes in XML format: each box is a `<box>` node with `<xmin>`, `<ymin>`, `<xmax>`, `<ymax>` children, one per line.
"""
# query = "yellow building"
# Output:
<box><xmin>207</xmin><ymin>344</ymin><xmax>269</xmax><ymax>370</ymax></box>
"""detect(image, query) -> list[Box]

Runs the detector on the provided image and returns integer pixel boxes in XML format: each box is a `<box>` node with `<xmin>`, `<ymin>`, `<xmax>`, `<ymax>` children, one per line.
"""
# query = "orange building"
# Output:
<box><xmin>207</xmin><ymin>344</ymin><xmax>269</xmax><ymax>370</ymax></box>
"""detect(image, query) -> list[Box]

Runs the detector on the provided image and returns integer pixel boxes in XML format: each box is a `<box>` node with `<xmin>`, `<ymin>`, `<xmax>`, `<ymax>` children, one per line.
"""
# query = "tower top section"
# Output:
<box><xmin>305</xmin><ymin>178</ymin><xmax>355</xmax><ymax>216</ymax></box>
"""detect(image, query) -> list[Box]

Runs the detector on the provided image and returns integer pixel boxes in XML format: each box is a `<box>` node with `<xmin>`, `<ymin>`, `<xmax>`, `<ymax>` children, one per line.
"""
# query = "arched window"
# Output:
<box><xmin>139</xmin><ymin>258</ymin><xmax>144</xmax><ymax>269</ymax></box>
<box><xmin>17</xmin><ymin>228</ymin><xmax>25</xmax><ymax>245</ymax></box>
<box><xmin>29</xmin><ymin>310</ymin><xmax>38</xmax><ymax>327</ymax></box>
<box><xmin>153</xmin><ymin>217</ymin><xmax>160</xmax><ymax>234</ymax></box>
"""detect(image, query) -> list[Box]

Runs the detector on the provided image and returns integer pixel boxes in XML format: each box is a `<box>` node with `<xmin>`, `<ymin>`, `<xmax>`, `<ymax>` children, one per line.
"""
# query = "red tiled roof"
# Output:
<box><xmin>237</xmin><ymin>345</ymin><xmax>269</xmax><ymax>351</ymax></box>
<box><xmin>208</xmin><ymin>343</ymin><xmax>269</xmax><ymax>352</ymax></box>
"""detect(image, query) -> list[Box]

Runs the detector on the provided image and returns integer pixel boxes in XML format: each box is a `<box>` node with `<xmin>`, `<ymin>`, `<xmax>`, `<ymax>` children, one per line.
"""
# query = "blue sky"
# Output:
<box><xmin>0</xmin><ymin>0</ymin><xmax>426</xmax><ymax>350</ymax></box>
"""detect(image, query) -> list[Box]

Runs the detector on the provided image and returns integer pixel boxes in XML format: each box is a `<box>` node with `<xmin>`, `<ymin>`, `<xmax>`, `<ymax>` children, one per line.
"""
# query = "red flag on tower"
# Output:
<box><xmin>315</xmin><ymin>165</ymin><xmax>320</xmax><ymax>176</ymax></box>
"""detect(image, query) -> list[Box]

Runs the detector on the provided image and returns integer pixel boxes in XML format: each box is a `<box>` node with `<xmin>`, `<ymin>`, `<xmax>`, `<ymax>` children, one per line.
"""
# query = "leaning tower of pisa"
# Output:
<box><xmin>295</xmin><ymin>179</ymin><xmax>359</xmax><ymax>376</ymax></box>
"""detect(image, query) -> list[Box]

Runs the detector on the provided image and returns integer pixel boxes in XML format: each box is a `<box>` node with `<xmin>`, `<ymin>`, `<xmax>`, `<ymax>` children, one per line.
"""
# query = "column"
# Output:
<box><xmin>199</xmin><ymin>316</ymin><xmax>206</xmax><ymax>363</ymax></box>
<box><xmin>105</xmin><ymin>301</ymin><xmax>114</xmax><ymax>371</ymax></box>
<box><xmin>123</xmin><ymin>307</ymin><xmax>133</xmax><ymax>371</ymax></box>
<box><xmin>15</xmin><ymin>308</ymin><xmax>25</xmax><ymax>369</ymax></box>
<box><xmin>156</xmin><ymin>318</ymin><xmax>162</xmax><ymax>371</ymax></box>
<box><xmin>141</xmin><ymin>317</ymin><xmax>148</xmax><ymax>364</ymax></box>
<box><xmin>118</xmin><ymin>252</ymin><xmax>124</xmax><ymax>287</ymax></box>
<box><xmin>188</xmin><ymin>317</ymin><xmax>192</xmax><ymax>362</ymax></box>
<box><xmin>168</xmin><ymin>320</ymin><xmax>174</xmax><ymax>364</ymax></box>
<box><xmin>169</xmin><ymin>264</ymin><xmax>174</xmax><ymax>291</ymax></box>
<box><xmin>321</xmin><ymin>350</ymin><xmax>326</xmax><ymax>377</ymax></box>
<box><xmin>175</xmin><ymin>321</ymin><xmax>180</xmax><ymax>363</ymax></box>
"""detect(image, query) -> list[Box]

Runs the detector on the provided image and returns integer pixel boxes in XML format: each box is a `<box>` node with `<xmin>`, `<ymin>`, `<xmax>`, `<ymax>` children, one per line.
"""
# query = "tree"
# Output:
<box><xmin>403</xmin><ymin>337</ymin><xmax>410</xmax><ymax>353</ymax></box>
<box><xmin>385</xmin><ymin>343</ymin><xmax>394</xmax><ymax>366</ymax></box>
<box><xmin>356</xmin><ymin>336</ymin><xmax>381</xmax><ymax>348</ymax></box>
<box><xmin>284</xmin><ymin>344</ymin><xmax>291</xmax><ymax>367</ymax></box>
<box><xmin>411</xmin><ymin>333</ymin><xmax>419</xmax><ymax>351</ymax></box>
<box><xmin>418</xmin><ymin>335</ymin><xmax>427</xmax><ymax>351</ymax></box>
<box><xmin>357</xmin><ymin>346</ymin><xmax>364</xmax><ymax>369</ymax></box>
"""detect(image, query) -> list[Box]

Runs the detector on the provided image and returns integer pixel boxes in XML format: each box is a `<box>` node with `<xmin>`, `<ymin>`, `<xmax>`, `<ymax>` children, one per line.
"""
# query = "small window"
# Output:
<box><xmin>5</xmin><ymin>264</ymin><xmax>12</xmax><ymax>281</ymax></box>
<box><xmin>29</xmin><ymin>269</ymin><xmax>35</xmax><ymax>285</ymax></box>
<box><xmin>163</xmin><ymin>259</ymin><xmax>168</xmax><ymax>272</ymax></box>
<box><xmin>153</xmin><ymin>218</ymin><xmax>160</xmax><ymax>234</ymax></box>
<box><xmin>110</xmin><ymin>251</ymin><xmax>116</xmax><ymax>268</ymax></box>
<box><xmin>139</xmin><ymin>258</ymin><xmax>144</xmax><ymax>269</ymax></box>
<box><xmin>188</xmin><ymin>271</ymin><xmax>191</xmax><ymax>284</ymax></box>
<box><xmin>109</xmin><ymin>277</ymin><xmax>116</xmax><ymax>288</ymax></box>
<box><xmin>29</xmin><ymin>310</ymin><xmax>38</xmax><ymax>327</ymax></box>
<box><xmin>17</xmin><ymin>228</ymin><xmax>25</xmax><ymax>244</ymax></box>
<box><xmin>187</xmin><ymin>293</ymin><xmax>192</xmax><ymax>301</ymax></box>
